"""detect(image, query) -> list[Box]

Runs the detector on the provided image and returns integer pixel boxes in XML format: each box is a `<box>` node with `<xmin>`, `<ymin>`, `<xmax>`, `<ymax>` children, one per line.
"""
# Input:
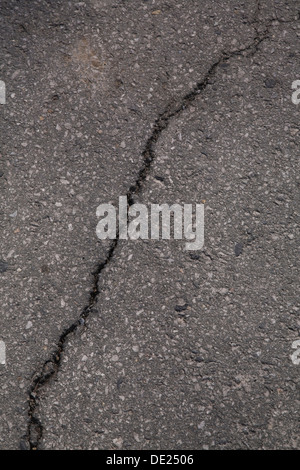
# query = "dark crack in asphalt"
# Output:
<box><xmin>22</xmin><ymin>3</ymin><xmax>298</xmax><ymax>450</ymax></box>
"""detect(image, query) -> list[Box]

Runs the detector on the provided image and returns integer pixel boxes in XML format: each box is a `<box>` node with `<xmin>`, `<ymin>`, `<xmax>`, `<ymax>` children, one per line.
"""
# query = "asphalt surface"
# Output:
<box><xmin>0</xmin><ymin>0</ymin><xmax>299</xmax><ymax>450</ymax></box>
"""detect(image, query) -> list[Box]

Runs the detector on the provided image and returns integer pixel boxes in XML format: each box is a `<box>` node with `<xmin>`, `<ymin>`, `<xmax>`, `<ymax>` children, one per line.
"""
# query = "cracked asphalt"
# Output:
<box><xmin>0</xmin><ymin>0</ymin><xmax>299</xmax><ymax>450</ymax></box>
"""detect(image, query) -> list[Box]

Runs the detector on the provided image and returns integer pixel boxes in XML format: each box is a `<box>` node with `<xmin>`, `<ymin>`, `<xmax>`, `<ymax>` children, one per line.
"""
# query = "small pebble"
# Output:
<box><xmin>235</xmin><ymin>242</ymin><xmax>243</xmax><ymax>257</ymax></box>
<box><xmin>0</xmin><ymin>260</ymin><xmax>8</xmax><ymax>273</ymax></box>
<box><xmin>265</xmin><ymin>78</ymin><xmax>277</xmax><ymax>88</ymax></box>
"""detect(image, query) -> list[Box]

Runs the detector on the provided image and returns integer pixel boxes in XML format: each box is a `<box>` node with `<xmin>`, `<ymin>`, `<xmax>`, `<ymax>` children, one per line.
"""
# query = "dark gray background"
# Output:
<box><xmin>0</xmin><ymin>0</ymin><xmax>299</xmax><ymax>450</ymax></box>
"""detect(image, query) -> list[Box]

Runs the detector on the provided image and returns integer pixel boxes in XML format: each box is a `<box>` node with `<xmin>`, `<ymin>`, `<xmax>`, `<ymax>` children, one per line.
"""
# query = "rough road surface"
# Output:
<box><xmin>0</xmin><ymin>0</ymin><xmax>299</xmax><ymax>450</ymax></box>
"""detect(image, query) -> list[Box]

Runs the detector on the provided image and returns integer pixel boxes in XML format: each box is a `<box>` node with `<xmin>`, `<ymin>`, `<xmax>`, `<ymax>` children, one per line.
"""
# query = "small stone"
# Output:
<box><xmin>265</xmin><ymin>78</ymin><xmax>277</xmax><ymax>89</ymax></box>
<box><xmin>0</xmin><ymin>260</ymin><xmax>8</xmax><ymax>273</ymax></box>
<box><xmin>154</xmin><ymin>175</ymin><xmax>164</xmax><ymax>182</ymax></box>
<box><xmin>113</xmin><ymin>437</ymin><xmax>123</xmax><ymax>448</ymax></box>
<box><xmin>175</xmin><ymin>303</ymin><xmax>188</xmax><ymax>312</ymax></box>
<box><xmin>195</xmin><ymin>356</ymin><xmax>203</xmax><ymax>363</ymax></box>
<box><xmin>190</xmin><ymin>253</ymin><xmax>200</xmax><ymax>260</ymax></box>
<box><xmin>219</xmin><ymin>288</ymin><xmax>228</xmax><ymax>294</ymax></box>
<box><xmin>26</xmin><ymin>321</ymin><xmax>33</xmax><ymax>329</ymax></box>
